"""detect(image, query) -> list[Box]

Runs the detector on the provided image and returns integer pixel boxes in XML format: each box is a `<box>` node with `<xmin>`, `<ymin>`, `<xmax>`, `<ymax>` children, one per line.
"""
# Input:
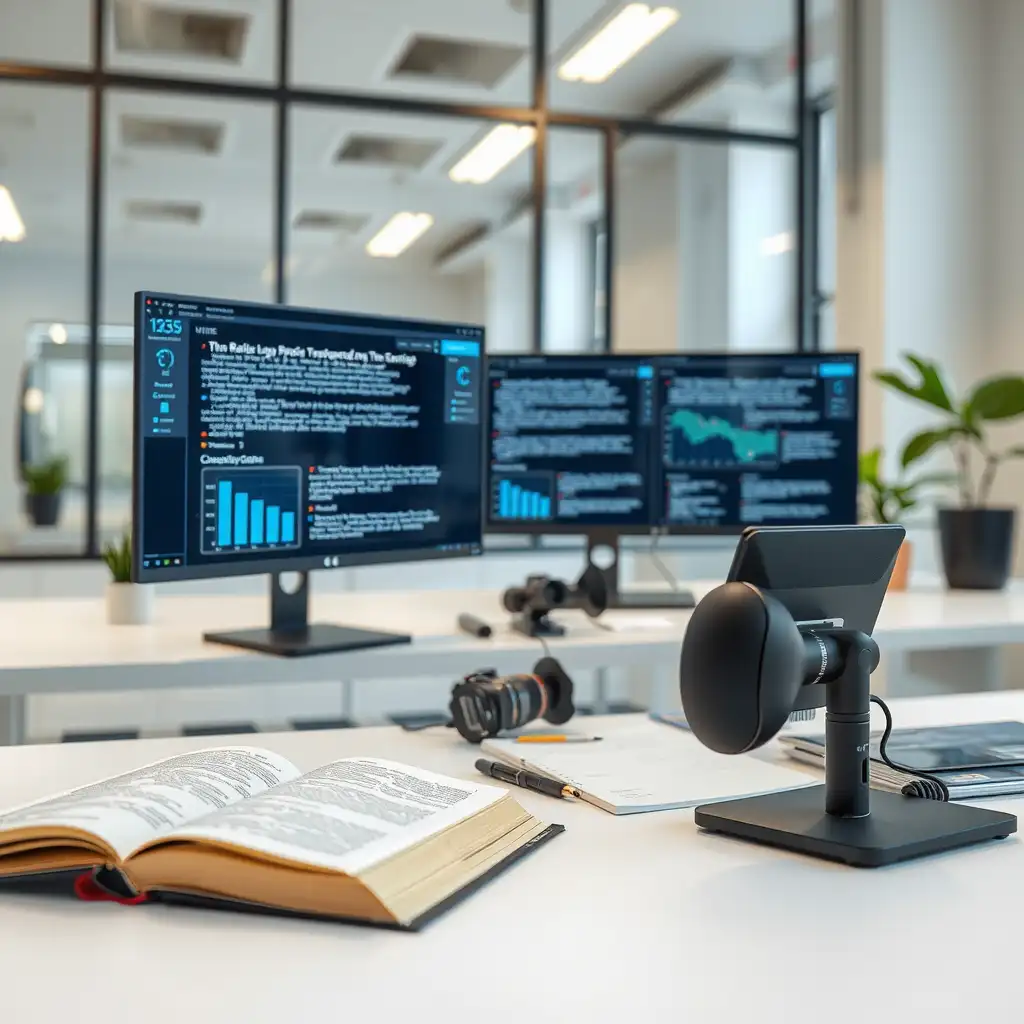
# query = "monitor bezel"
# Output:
<box><xmin>484</xmin><ymin>350</ymin><xmax>861</xmax><ymax>538</ymax></box>
<box><xmin>131</xmin><ymin>290</ymin><xmax>486</xmax><ymax>584</ymax></box>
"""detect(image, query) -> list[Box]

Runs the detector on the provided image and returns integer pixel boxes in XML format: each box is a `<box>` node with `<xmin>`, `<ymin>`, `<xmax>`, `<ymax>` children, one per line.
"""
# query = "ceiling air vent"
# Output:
<box><xmin>113</xmin><ymin>1</ymin><xmax>249</xmax><ymax>62</ymax></box>
<box><xmin>121</xmin><ymin>115</ymin><xmax>225</xmax><ymax>155</ymax></box>
<box><xmin>293</xmin><ymin>211</ymin><xmax>369</xmax><ymax>234</ymax></box>
<box><xmin>335</xmin><ymin>134</ymin><xmax>443</xmax><ymax>171</ymax></box>
<box><xmin>125</xmin><ymin>199</ymin><xmax>203</xmax><ymax>225</ymax></box>
<box><xmin>389</xmin><ymin>34</ymin><xmax>524</xmax><ymax>89</ymax></box>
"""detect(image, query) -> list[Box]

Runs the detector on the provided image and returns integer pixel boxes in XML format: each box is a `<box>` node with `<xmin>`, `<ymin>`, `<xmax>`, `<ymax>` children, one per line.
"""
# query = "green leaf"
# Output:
<box><xmin>22</xmin><ymin>455</ymin><xmax>68</xmax><ymax>496</ymax></box>
<box><xmin>1005</xmin><ymin>446</ymin><xmax>1024</xmax><ymax>459</ymax></box>
<box><xmin>873</xmin><ymin>354</ymin><xmax>955</xmax><ymax>413</ymax></box>
<box><xmin>901</xmin><ymin>471</ymin><xmax>957</xmax><ymax>491</ymax></box>
<box><xmin>966</xmin><ymin>376</ymin><xmax>1024</xmax><ymax>421</ymax></box>
<box><xmin>900</xmin><ymin>427</ymin><xmax>960</xmax><ymax>469</ymax></box>
<box><xmin>904</xmin><ymin>354</ymin><xmax>955</xmax><ymax>412</ymax></box>
<box><xmin>858</xmin><ymin>447</ymin><xmax>882</xmax><ymax>486</ymax></box>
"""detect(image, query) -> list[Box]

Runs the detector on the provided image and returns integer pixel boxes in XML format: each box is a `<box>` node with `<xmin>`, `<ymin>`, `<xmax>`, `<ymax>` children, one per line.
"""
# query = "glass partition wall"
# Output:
<box><xmin>0</xmin><ymin>0</ymin><xmax>823</xmax><ymax>558</ymax></box>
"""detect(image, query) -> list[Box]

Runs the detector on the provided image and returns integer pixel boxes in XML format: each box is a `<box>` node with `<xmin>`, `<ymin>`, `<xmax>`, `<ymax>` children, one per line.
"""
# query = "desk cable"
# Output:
<box><xmin>870</xmin><ymin>694</ymin><xmax>950</xmax><ymax>801</ymax></box>
<box><xmin>649</xmin><ymin>533</ymin><xmax>682</xmax><ymax>593</ymax></box>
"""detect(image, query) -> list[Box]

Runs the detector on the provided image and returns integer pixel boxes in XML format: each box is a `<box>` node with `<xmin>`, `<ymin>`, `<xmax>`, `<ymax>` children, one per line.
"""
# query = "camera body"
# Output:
<box><xmin>448</xmin><ymin>657</ymin><xmax>575</xmax><ymax>743</ymax></box>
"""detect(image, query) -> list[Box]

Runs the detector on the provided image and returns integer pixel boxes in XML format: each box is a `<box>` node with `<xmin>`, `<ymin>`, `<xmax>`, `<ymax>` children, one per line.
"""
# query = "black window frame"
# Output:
<box><xmin>0</xmin><ymin>0</ymin><xmax>814</xmax><ymax>561</ymax></box>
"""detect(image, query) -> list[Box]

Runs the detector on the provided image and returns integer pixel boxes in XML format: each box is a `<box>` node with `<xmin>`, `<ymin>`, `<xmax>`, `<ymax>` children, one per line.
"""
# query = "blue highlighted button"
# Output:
<box><xmin>820</xmin><ymin>362</ymin><xmax>855</xmax><ymax>378</ymax></box>
<box><xmin>441</xmin><ymin>340</ymin><xmax>480</xmax><ymax>358</ymax></box>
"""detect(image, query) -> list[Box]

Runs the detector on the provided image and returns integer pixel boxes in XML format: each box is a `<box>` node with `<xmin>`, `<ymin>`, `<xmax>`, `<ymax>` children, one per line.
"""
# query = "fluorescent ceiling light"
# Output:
<box><xmin>48</xmin><ymin>323</ymin><xmax>68</xmax><ymax>345</ymax></box>
<box><xmin>449</xmin><ymin>124</ymin><xmax>536</xmax><ymax>185</ymax></box>
<box><xmin>559</xmin><ymin>4</ymin><xmax>679</xmax><ymax>84</ymax></box>
<box><xmin>365</xmin><ymin>212</ymin><xmax>434</xmax><ymax>258</ymax></box>
<box><xmin>0</xmin><ymin>185</ymin><xmax>26</xmax><ymax>242</ymax></box>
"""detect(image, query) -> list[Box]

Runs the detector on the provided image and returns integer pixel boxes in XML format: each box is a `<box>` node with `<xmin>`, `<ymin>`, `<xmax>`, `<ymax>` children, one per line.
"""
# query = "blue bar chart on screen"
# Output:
<box><xmin>202</xmin><ymin>466</ymin><xmax>303</xmax><ymax>554</ymax></box>
<box><xmin>492</xmin><ymin>474</ymin><xmax>554</xmax><ymax>522</ymax></box>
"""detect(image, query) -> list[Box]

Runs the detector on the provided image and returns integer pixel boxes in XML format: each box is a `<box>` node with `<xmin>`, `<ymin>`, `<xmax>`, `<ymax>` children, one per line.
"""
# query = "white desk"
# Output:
<box><xmin>2</xmin><ymin>583</ymin><xmax>1024</xmax><ymax>744</ymax></box>
<box><xmin>0</xmin><ymin>692</ymin><xmax>1022</xmax><ymax>1024</ymax></box>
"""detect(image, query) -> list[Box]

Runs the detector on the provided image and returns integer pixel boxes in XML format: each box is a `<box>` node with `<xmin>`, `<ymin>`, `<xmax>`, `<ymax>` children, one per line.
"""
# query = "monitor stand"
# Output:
<box><xmin>203</xmin><ymin>571</ymin><xmax>412</xmax><ymax>657</ymax></box>
<box><xmin>584</xmin><ymin>529</ymin><xmax>696</xmax><ymax>610</ymax></box>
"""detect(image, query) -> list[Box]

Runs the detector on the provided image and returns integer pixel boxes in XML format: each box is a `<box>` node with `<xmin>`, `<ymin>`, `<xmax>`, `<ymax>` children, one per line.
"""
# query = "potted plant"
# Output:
<box><xmin>858</xmin><ymin>447</ymin><xmax>952</xmax><ymax>590</ymax></box>
<box><xmin>22</xmin><ymin>455</ymin><xmax>68</xmax><ymax>527</ymax></box>
<box><xmin>102</xmin><ymin>531</ymin><xmax>154</xmax><ymax>625</ymax></box>
<box><xmin>874</xmin><ymin>354</ymin><xmax>1024</xmax><ymax>589</ymax></box>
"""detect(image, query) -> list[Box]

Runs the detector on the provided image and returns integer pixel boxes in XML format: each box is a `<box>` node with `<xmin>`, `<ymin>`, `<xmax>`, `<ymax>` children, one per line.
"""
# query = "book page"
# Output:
<box><xmin>154</xmin><ymin>758</ymin><xmax>506</xmax><ymax>874</ymax></box>
<box><xmin>0</xmin><ymin>748</ymin><xmax>301</xmax><ymax>861</ymax></box>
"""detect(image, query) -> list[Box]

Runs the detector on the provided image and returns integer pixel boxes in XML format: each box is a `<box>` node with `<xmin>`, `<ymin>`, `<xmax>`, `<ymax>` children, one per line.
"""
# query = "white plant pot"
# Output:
<box><xmin>106</xmin><ymin>582</ymin><xmax>154</xmax><ymax>626</ymax></box>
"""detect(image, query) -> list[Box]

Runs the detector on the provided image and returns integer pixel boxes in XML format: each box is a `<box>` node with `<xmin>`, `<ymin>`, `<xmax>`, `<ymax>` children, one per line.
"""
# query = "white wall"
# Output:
<box><xmin>678</xmin><ymin>144</ymin><xmax>729</xmax><ymax>351</ymax></box>
<box><xmin>983</xmin><ymin>0</ymin><xmax>1024</xmax><ymax>573</ymax></box>
<box><xmin>837</xmin><ymin>0</ymin><xmax>990</xmax><ymax>474</ymax></box>
<box><xmin>614</xmin><ymin>151</ymin><xmax>680</xmax><ymax>352</ymax></box>
<box><xmin>615</xmin><ymin>135</ymin><xmax>796</xmax><ymax>355</ymax></box>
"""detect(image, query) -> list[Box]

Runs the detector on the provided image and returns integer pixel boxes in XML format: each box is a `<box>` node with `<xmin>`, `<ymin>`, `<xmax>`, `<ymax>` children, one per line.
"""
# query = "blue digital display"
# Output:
<box><xmin>150</xmin><ymin>318</ymin><xmax>184</xmax><ymax>335</ymax></box>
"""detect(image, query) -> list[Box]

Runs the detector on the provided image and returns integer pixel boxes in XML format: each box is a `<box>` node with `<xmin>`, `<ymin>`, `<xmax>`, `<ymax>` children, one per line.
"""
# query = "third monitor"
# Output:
<box><xmin>487</xmin><ymin>351</ymin><xmax>860</xmax><ymax>536</ymax></box>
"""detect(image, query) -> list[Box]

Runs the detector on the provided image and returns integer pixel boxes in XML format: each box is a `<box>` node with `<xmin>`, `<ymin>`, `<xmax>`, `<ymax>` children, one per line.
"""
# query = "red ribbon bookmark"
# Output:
<box><xmin>74</xmin><ymin>870</ymin><xmax>149</xmax><ymax>906</ymax></box>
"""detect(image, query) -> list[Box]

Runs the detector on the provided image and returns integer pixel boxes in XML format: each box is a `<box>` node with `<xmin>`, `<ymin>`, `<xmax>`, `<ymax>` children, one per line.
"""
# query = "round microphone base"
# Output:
<box><xmin>694</xmin><ymin>785</ymin><xmax>1016</xmax><ymax>868</ymax></box>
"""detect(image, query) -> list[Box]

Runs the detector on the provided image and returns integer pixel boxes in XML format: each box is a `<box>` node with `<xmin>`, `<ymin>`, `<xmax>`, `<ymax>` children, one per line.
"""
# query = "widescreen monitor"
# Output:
<box><xmin>132</xmin><ymin>292</ymin><xmax>483</xmax><ymax>654</ymax></box>
<box><xmin>486</xmin><ymin>351</ymin><xmax>859</xmax><ymax>535</ymax></box>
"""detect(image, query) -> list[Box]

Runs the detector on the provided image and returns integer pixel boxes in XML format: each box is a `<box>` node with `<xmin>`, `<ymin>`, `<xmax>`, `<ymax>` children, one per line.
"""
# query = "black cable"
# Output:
<box><xmin>870</xmin><ymin>694</ymin><xmax>950</xmax><ymax>801</ymax></box>
<box><xmin>537</xmin><ymin>633</ymin><xmax>552</xmax><ymax>658</ymax></box>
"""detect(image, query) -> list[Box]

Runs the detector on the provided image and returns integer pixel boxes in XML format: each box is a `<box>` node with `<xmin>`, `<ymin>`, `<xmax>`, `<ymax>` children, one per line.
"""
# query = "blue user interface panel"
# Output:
<box><xmin>487</xmin><ymin>352</ymin><xmax>858</xmax><ymax>532</ymax></box>
<box><xmin>134</xmin><ymin>293</ymin><xmax>483</xmax><ymax>581</ymax></box>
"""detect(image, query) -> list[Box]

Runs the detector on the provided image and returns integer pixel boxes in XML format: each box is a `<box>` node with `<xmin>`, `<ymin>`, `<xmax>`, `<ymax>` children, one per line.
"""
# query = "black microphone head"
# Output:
<box><xmin>679</xmin><ymin>582</ymin><xmax>805</xmax><ymax>754</ymax></box>
<box><xmin>543</xmin><ymin>579</ymin><xmax>569</xmax><ymax>608</ymax></box>
<box><xmin>533</xmin><ymin>656</ymin><xmax>575</xmax><ymax>725</ymax></box>
<box><xmin>502</xmin><ymin>586</ymin><xmax>527</xmax><ymax>613</ymax></box>
<box><xmin>574</xmin><ymin>565</ymin><xmax>609</xmax><ymax>619</ymax></box>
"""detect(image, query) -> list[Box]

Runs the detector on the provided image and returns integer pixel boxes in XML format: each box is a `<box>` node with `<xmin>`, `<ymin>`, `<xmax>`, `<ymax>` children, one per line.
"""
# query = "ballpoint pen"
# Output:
<box><xmin>475</xmin><ymin>758</ymin><xmax>582</xmax><ymax>800</ymax></box>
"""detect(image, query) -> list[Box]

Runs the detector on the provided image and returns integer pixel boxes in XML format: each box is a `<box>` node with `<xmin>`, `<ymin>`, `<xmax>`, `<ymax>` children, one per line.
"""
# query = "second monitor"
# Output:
<box><xmin>487</xmin><ymin>352</ymin><xmax>859</xmax><ymax>606</ymax></box>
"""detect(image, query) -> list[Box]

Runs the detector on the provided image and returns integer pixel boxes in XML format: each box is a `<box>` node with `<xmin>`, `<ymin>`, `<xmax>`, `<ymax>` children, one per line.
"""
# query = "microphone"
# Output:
<box><xmin>679</xmin><ymin>582</ymin><xmax>857</xmax><ymax>755</ymax></box>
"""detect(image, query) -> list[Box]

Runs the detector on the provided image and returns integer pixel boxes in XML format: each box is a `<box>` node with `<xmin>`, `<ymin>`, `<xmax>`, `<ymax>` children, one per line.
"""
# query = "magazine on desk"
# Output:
<box><xmin>0</xmin><ymin>749</ymin><xmax>561</xmax><ymax>929</ymax></box>
<box><xmin>781</xmin><ymin>721</ymin><xmax>1024</xmax><ymax>801</ymax></box>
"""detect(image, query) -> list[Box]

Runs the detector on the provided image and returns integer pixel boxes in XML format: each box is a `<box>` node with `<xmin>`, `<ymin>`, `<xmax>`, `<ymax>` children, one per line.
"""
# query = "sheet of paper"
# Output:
<box><xmin>484</xmin><ymin>722</ymin><xmax>814</xmax><ymax>813</ymax></box>
<box><xmin>598</xmin><ymin>615</ymin><xmax>673</xmax><ymax>633</ymax></box>
<box><xmin>158</xmin><ymin>758</ymin><xmax>506</xmax><ymax>874</ymax></box>
<box><xmin>0</xmin><ymin>748</ymin><xmax>301</xmax><ymax>860</ymax></box>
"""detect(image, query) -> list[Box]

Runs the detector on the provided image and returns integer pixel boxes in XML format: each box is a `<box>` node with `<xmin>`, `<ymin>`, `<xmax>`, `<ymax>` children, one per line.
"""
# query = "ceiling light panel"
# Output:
<box><xmin>390</xmin><ymin>35</ymin><xmax>525</xmax><ymax>90</ymax></box>
<box><xmin>113</xmin><ymin>1</ymin><xmax>249</xmax><ymax>62</ymax></box>
<box><xmin>125</xmin><ymin>199</ymin><xmax>203</xmax><ymax>225</ymax></box>
<box><xmin>0</xmin><ymin>186</ymin><xmax>26</xmax><ymax>241</ymax></box>
<box><xmin>559</xmin><ymin>4</ymin><xmax>679</xmax><ymax>84</ymax></box>
<box><xmin>121</xmin><ymin>115</ymin><xmax>225</xmax><ymax>155</ymax></box>
<box><xmin>293</xmin><ymin>211</ymin><xmax>369</xmax><ymax>234</ymax></box>
<box><xmin>334</xmin><ymin>134</ymin><xmax>443</xmax><ymax>171</ymax></box>
<box><xmin>449</xmin><ymin>124</ymin><xmax>536</xmax><ymax>185</ymax></box>
<box><xmin>365</xmin><ymin>212</ymin><xmax>433</xmax><ymax>258</ymax></box>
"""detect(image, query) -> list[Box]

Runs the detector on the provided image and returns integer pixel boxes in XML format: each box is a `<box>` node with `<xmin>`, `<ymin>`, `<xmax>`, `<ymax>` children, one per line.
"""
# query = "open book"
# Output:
<box><xmin>0</xmin><ymin>748</ymin><xmax>561</xmax><ymax>929</ymax></box>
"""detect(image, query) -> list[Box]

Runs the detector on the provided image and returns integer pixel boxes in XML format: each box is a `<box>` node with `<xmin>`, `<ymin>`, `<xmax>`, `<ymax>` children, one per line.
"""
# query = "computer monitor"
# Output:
<box><xmin>133</xmin><ymin>292</ymin><xmax>484</xmax><ymax>655</ymax></box>
<box><xmin>486</xmin><ymin>351</ymin><xmax>859</xmax><ymax>606</ymax></box>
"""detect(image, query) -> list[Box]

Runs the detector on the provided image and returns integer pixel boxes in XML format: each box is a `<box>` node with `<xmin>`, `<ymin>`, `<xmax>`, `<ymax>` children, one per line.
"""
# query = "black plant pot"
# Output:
<box><xmin>25</xmin><ymin>492</ymin><xmax>62</xmax><ymax>528</ymax></box>
<box><xmin>938</xmin><ymin>507</ymin><xmax>1016</xmax><ymax>590</ymax></box>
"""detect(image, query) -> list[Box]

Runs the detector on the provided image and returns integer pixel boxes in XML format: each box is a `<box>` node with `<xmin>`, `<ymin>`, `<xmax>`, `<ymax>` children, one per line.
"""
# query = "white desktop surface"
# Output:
<box><xmin>2</xmin><ymin>582</ymin><xmax>1024</xmax><ymax>697</ymax></box>
<box><xmin>0</xmin><ymin>693</ymin><xmax>1021</xmax><ymax>1023</ymax></box>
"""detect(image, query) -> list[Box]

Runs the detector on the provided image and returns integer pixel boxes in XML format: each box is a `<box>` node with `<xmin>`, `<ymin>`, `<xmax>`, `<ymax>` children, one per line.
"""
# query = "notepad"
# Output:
<box><xmin>482</xmin><ymin>720</ymin><xmax>815</xmax><ymax>815</ymax></box>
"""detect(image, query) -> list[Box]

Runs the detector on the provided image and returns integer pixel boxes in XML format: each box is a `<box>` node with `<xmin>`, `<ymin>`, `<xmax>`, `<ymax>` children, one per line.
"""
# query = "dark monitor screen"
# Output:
<box><xmin>486</xmin><ymin>351</ymin><xmax>859</xmax><ymax>533</ymax></box>
<box><xmin>133</xmin><ymin>292</ymin><xmax>484</xmax><ymax>583</ymax></box>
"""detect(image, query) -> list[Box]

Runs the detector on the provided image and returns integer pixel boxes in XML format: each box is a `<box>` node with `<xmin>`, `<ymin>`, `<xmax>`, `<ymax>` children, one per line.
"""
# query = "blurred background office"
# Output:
<box><xmin>1</xmin><ymin>0</ymin><xmax>1021</xmax><ymax>739</ymax></box>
